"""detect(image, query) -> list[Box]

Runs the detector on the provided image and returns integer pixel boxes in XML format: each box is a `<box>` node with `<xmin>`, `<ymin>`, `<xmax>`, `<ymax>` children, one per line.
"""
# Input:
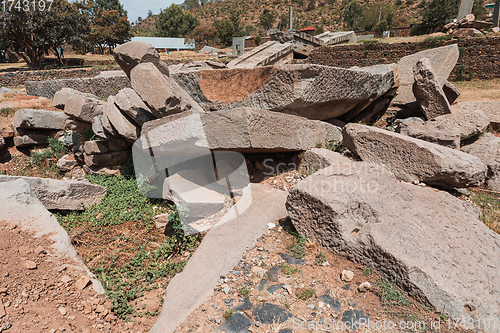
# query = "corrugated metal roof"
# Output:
<box><xmin>299</xmin><ymin>27</ymin><xmax>316</xmax><ymax>31</ymax></box>
<box><xmin>129</xmin><ymin>36</ymin><xmax>195</xmax><ymax>50</ymax></box>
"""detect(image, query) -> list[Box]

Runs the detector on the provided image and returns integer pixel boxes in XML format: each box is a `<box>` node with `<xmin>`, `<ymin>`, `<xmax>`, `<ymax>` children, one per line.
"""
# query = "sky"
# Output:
<box><xmin>121</xmin><ymin>0</ymin><xmax>182</xmax><ymax>23</ymax></box>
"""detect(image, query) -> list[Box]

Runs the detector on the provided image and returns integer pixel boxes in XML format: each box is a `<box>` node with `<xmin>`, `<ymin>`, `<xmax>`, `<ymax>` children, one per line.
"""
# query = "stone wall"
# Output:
<box><xmin>307</xmin><ymin>36</ymin><xmax>500</xmax><ymax>81</ymax></box>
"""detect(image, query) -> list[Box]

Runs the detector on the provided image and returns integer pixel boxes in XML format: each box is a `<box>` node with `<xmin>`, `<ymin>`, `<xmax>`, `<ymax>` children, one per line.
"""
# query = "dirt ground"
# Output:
<box><xmin>0</xmin><ymin>221</ymin><xmax>134</xmax><ymax>333</ymax></box>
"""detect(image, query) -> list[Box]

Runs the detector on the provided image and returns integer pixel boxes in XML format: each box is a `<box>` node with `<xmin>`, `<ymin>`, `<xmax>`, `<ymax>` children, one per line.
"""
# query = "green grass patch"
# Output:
<box><xmin>238</xmin><ymin>286</ymin><xmax>250</xmax><ymax>297</ymax></box>
<box><xmin>56</xmin><ymin>174</ymin><xmax>170</xmax><ymax>230</ymax></box>
<box><xmin>315</xmin><ymin>251</ymin><xmax>327</xmax><ymax>265</ymax></box>
<box><xmin>223</xmin><ymin>309</ymin><xmax>234</xmax><ymax>320</ymax></box>
<box><xmin>281</xmin><ymin>263</ymin><xmax>301</xmax><ymax>275</ymax></box>
<box><xmin>0</xmin><ymin>107</ymin><xmax>15</xmax><ymax>117</ymax></box>
<box><xmin>296</xmin><ymin>288</ymin><xmax>315</xmax><ymax>300</ymax></box>
<box><xmin>56</xmin><ymin>175</ymin><xmax>200</xmax><ymax>320</ymax></box>
<box><xmin>362</xmin><ymin>268</ymin><xmax>372</xmax><ymax>276</ymax></box>
<box><xmin>288</xmin><ymin>235</ymin><xmax>307</xmax><ymax>259</ymax></box>
<box><xmin>423</xmin><ymin>34</ymin><xmax>452</xmax><ymax>43</ymax></box>
<box><xmin>31</xmin><ymin>137</ymin><xmax>69</xmax><ymax>168</ymax></box>
<box><xmin>374</xmin><ymin>279</ymin><xmax>410</xmax><ymax>307</ymax></box>
<box><xmin>469</xmin><ymin>189</ymin><xmax>500</xmax><ymax>234</ymax></box>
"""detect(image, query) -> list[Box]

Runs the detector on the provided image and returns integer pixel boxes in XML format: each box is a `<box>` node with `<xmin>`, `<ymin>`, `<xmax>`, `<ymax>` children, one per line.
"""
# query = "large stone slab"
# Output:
<box><xmin>227</xmin><ymin>41</ymin><xmax>293</xmax><ymax>69</ymax></box>
<box><xmin>0</xmin><ymin>175</ymin><xmax>107</xmax><ymax>210</ymax></box>
<box><xmin>25</xmin><ymin>75</ymin><xmax>131</xmax><ymax>100</ymax></box>
<box><xmin>286</xmin><ymin>161</ymin><xmax>500</xmax><ymax>330</ymax></box>
<box><xmin>141</xmin><ymin>108</ymin><xmax>342</xmax><ymax>153</ymax></box>
<box><xmin>398</xmin><ymin>109</ymin><xmax>489</xmax><ymax>149</ymax></box>
<box><xmin>452</xmin><ymin>101</ymin><xmax>500</xmax><ymax>129</ymax></box>
<box><xmin>162</xmin><ymin>173</ymin><xmax>226</xmax><ymax>218</ymax></box>
<box><xmin>105</xmin><ymin>98</ymin><xmax>139</xmax><ymax>142</ymax></box>
<box><xmin>462</xmin><ymin>133</ymin><xmax>500</xmax><ymax>191</ymax></box>
<box><xmin>150</xmin><ymin>184</ymin><xmax>288</xmax><ymax>333</ymax></box>
<box><xmin>83</xmin><ymin>150</ymin><xmax>129</xmax><ymax>167</ymax></box>
<box><xmin>298</xmin><ymin>148</ymin><xmax>351</xmax><ymax>174</ymax></box>
<box><xmin>111</xmin><ymin>88</ymin><xmax>156</xmax><ymax>126</ymax></box>
<box><xmin>0</xmin><ymin>179</ymin><xmax>105</xmax><ymax>294</ymax></box>
<box><xmin>343</xmin><ymin>123</ymin><xmax>486</xmax><ymax>187</ymax></box>
<box><xmin>12</xmin><ymin>109</ymin><xmax>68</xmax><ymax>130</ymax></box>
<box><xmin>392</xmin><ymin>44</ymin><xmax>459</xmax><ymax>110</ymax></box>
<box><xmin>412</xmin><ymin>58</ymin><xmax>452</xmax><ymax>119</ymax></box>
<box><xmin>130</xmin><ymin>62</ymin><xmax>204</xmax><ymax>118</ymax></box>
<box><xmin>113</xmin><ymin>41</ymin><xmax>170</xmax><ymax>77</ymax></box>
<box><xmin>53</xmin><ymin>88</ymin><xmax>96</xmax><ymax>110</ymax></box>
<box><xmin>64</xmin><ymin>94</ymin><xmax>106</xmax><ymax>123</ymax></box>
<box><xmin>13</xmin><ymin>132</ymin><xmax>48</xmax><ymax>147</ymax></box>
<box><xmin>172</xmin><ymin>64</ymin><xmax>397</xmax><ymax>121</ymax></box>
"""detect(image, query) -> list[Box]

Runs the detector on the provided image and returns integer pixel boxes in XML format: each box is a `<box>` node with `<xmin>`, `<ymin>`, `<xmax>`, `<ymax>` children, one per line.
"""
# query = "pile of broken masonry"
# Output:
<box><xmin>5</xmin><ymin>40</ymin><xmax>500</xmax><ymax>331</ymax></box>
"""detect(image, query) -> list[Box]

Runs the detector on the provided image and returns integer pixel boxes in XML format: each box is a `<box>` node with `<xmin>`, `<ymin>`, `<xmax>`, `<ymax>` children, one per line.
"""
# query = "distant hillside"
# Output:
<box><xmin>133</xmin><ymin>0</ymin><xmax>426</xmax><ymax>37</ymax></box>
<box><xmin>188</xmin><ymin>0</ymin><xmax>424</xmax><ymax>33</ymax></box>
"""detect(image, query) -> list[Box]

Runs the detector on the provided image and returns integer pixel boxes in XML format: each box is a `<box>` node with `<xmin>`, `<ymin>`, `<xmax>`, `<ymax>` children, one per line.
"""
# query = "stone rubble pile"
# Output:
<box><xmin>14</xmin><ymin>40</ymin><xmax>500</xmax><ymax>331</ymax></box>
<box><xmin>443</xmin><ymin>14</ymin><xmax>494</xmax><ymax>38</ymax></box>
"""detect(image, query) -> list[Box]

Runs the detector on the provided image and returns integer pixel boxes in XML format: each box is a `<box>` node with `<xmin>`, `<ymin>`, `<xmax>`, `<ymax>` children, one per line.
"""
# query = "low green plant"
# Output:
<box><xmin>374</xmin><ymin>279</ymin><xmax>410</xmax><ymax>307</ymax></box>
<box><xmin>0</xmin><ymin>107</ymin><xmax>15</xmax><ymax>117</ymax></box>
<box><xmin>238</xmin><ymin>286</ymin><xmax>250</xmax><ymax>296</ymax></box>
<box><xmin>31</xmin><ymin>137</ymin><xmax>69</xmax><ymax>168</ymax></box>
<box><xmin>223</xmin><ymin>309</ymin><xmax>234</xmax><ymax>320</ymax></box>
<box><xmin>296</xmin><ymin>288</ymin><xmax>315</xmax><ymax>300</ymax></box>
<box><xmin>362</xmin><ymin>268</ymin><xmax>372</xmax><ymax>276</ymax></box>
<box><xmin>281</xmin><ymin>263</ymin><xmax>301</xmax><ymax>275</ymax></box>
<box><xmin>315</xmin><ymin>251</ymin><xmax>327</xmax><ymax>265</ymax></box>
<box><xmin>288</xmin><ymin>235</ymin><xmax>307</xmax><ymax>259</ymax></box>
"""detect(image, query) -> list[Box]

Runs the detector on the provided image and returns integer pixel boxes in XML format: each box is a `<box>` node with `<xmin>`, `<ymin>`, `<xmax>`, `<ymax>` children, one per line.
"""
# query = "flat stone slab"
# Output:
<box><xmin>462</xmin><ymin>133</ymin><xmax>500</xmax><ymax>191</ymax></box>
<box><xmin>398</xmin><ymin>109</ymin><xmax>489</xmax><ymax>149</ymax></box>
<box><xmin>252</xmin><ymin>303</ymin><xmax>292</xmax><ymax>324</ymax></box>
<box><xmin>150</xmin><ymin>184</ymin><xmax>288</xmax><ymax>333</ymax></box>
<box><xmin>141</xmin><ymin>108</ymin><xmax>342</xmax><ymax>153</ymax></box>
<box><xmin>286</xmin><ymin>160</ymin><xmax>500</xmax><ymax>328</ymax></box>
<box><xmin>0</xmin><ymin>175</ymin><xmax>107</xmax><ymax>210</ymax></box>
<box><xmin>0</xmin><ymin>179</ymin><xmax>104</xmax><ymax>294</ymax></box>
<box><xmin>25</xmin><ymin>75</ymin><xmax>131</xmax><ymax>100</ymax></box>
<box><xmin>113</xmin><ymin>40</ymin><xmax>170</xmax><ymax>77</ymax></box>
<box><xmin>172</xmin><ymin>64</ymin><xmax>397</xmax><ymax>121</ymax></box>
<box><xmin>227</xmin><ymin>41</ymin><xmax>293</xmax><ymax>69</ymax></box>
<box><xmin>217</xmin><ymin>312</ymin><xmax>251</xmax><ymax>332</ymax></box>
<box><xmin>452</xmin><ymin>101</ymin><xmax>500</xmax><ymax>129</ymax></box>
<box><xmin>12</xmin><ymin>109</ymin><xmax>68</xmax><ymax>130</ymax></box>
<box><xmin>343</xmin><ymin>123</ymin><xmax>486</xmax><ymax>187</ymax></box>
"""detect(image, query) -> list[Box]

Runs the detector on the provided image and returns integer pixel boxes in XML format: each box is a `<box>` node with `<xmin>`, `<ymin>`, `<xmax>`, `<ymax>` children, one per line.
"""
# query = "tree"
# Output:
<box><xmin>259</xmin><ymin>9</ymin><xmax>275</xmax><ymax>29</ymax></box>
<box><xmin>213</xmin><ymin>19</ymin><xmax>233</xmax><ymax>46</ymax></box>
<box><xmin>420</xmin><ymin>0</ymin><xmax>459</xmax><ymax>29</ymax></box>
<box><xmin>0</xmin><ymin>0</ymin><xmax>88</xmax><ymax>68</ymax></box>
<box><xmin>230</xmin><ymin>10</ymin><xmax>241</xmax><ymax>36</ymax></box>
<box><xmin>343</xmin><ymin>0</ymin><xmax>363</xmax><ymax>29</ymax></box>
<box><xmin>91</xmin><ymin>8</ymin><xmax>130</xmax><ymax>53</ymax></box>
<box><xmin>156</xmin><ymin>4</ymin><xmax>200</xmax><ymax>37</ymax></box>
<box><xmin>185</xmin><ymin>25</ymin><xmax>219</xmax><ymax>46</ymax></box>
<box><xmin>181</xmin><ymin>0</ymin><xmax>200</xmax><ymax>10</ymax></box>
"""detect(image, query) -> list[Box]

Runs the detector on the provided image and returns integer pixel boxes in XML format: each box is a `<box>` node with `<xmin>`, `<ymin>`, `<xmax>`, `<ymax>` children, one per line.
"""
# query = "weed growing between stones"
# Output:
<box><xmin>296</xmin><ymin>288</ymin><xmax>315</xmax><ymax>300</ymax></box>
<box><xmin>469</xmin><ymin>189</ymin><xmax>500</xmax><ymax>234</ymax></box>
<box><xmin>0</xmin><ymin>107</ymin><xmax>15</xmax><ymax>116</ymax></box>
<box><xmin>315</xmin><ymin>250</ymin><xmax>327</xmax><ymax>265</ymax></box>
<box><xmin>56</xmin><ymin>175</ymin><xmax>200</xmax><ymax>320</ymax></box>
<box><xmin>223</xmin><ymin>309</ymin><xmax>234</xmax><ymax>320</ymax></box>
<box><xmin>374</xmin><ymin>279</ymin><xmax>410</xmax><ymax>307</ymax></box>
<box><xmin>31</xmin><ymin>137</ymin><xmax>68</xmax><ymax>167</ymax></box>
<box><xmin>281</xmin><ymin>263</ymin><xmax>301</xmax><ymax>275</ymax></box>
<box><xmin>362</xmin><ymin>268</ymin><xmax>372</xmax><ymax>276</ymax></box>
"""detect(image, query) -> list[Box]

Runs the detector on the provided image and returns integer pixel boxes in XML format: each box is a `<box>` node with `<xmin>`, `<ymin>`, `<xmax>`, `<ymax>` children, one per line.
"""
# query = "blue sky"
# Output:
<box><xmin>121</xmin><ymin>0</ymin><xmax>182</xmax><ymax>23</ymax></box>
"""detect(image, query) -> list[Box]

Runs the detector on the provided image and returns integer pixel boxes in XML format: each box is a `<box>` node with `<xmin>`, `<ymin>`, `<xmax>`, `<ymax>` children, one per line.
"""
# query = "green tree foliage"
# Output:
<box><xmin>213</xmin><ymin>19</ymin><xmax>233</xmax><ymax>46</ymax></box>
<box><xmin>344</xmin><ymin>1</ymin><xmax>395</xmax><ymax>31</ymax></box>
<box><xmin>420</xmin><ymin>0</ymin><xmax>459</xmax><ymax>29</ymax></box>
<box><xmin>0</xmin><ymin>0</ymin><xmax>88</xmax><ymax>68</ymax></box>
<box><xmin>185</xmin><ymin>25</ymin><xmax>219</xmax><ymax>46</ymax></box>
<box><xmin>156</xmin><ymin>4</ymin><xmax>200</xmax><ymax>38</ymax></box>
<box><xmin>230</xmin><ymin>10</ymin><xmax>241</xmax><ymax>36</ymax></box>
<box><xmin>181</xmin><ymin>0</ymin><xmax>201</xmax><ymax>10</ymax></box>
<box><xmin>259</xmin><ymin>9</ymin><xmax>275</xmax><ymax>29</ymax></box>
<box><xmin>472</xmin><ymin>0</ymin><xmax>485</xmax><ymax>20</ymax></box>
